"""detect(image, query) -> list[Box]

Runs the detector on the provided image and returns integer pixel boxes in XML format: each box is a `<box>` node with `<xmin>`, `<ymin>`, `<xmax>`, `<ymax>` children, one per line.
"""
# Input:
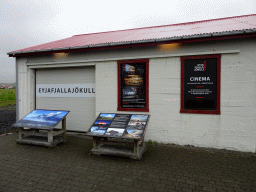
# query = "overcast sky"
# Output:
<box><xmin>1</xmin><ymin>0</ymin><xmax>255</xmax><ymax>83</ymax></box>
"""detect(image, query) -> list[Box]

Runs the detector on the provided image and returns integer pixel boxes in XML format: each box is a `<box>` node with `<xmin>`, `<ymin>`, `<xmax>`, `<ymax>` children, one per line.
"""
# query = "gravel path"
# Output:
<box><xmin>0</xmin><ymin>110</ymin><xmax>16</xmax><ymax>135</ymax></box>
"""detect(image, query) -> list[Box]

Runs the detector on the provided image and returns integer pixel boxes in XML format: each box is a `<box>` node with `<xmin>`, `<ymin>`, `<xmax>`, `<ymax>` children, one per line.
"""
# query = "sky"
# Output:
<box><xmin>1</xmin><ymin>0</ymin><xmax>255</xmax><ymax>83</ymax></box>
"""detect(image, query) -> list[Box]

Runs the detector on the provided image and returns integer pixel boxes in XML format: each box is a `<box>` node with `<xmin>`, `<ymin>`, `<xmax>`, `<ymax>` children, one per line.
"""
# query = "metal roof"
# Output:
<box><xmin>8</xmin><ymin>14</ymin><xmax>256</xmax><ymax>56</ymax></box>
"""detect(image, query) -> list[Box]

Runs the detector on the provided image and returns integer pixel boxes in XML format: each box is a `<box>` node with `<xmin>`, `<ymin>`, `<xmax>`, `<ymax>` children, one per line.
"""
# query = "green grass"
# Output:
<box><xmin>0</xmin><ymin>89</ymin><xmax>16</xmax><ymax>107</ymax></box>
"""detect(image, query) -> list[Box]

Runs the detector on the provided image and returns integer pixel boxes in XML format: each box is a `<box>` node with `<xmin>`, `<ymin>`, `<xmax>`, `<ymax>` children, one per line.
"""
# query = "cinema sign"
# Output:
<box><xmin>180</xmin><ymin>55</ymin><xmax>221</xmax><ymax>114</ymax></box>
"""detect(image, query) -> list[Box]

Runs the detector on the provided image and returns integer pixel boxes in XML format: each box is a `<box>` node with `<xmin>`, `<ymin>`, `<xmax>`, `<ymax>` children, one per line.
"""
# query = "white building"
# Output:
<box><xmin>8</xmin><ymin>14</ymin><xmax>256</xmax><ymax>152</ymax></box>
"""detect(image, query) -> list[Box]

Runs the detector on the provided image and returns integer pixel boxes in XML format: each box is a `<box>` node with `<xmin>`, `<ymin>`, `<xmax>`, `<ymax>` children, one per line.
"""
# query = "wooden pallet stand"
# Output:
<box><xmin>16</xmin><ymin>117</ymin><xmax>67</xmax><ymax>148</ymax></box>
<box><xmin>91</xmin><ymin>137</ymin><xmax>146</xmax><ymax>160</ymax></box>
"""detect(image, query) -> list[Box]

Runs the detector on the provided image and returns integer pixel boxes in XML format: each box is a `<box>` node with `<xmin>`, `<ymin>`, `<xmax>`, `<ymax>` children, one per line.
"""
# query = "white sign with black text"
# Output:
<box><xmin>36</xmin><ymin>84</ymin><xmax>95</xmax><ymax>97</ymax></box>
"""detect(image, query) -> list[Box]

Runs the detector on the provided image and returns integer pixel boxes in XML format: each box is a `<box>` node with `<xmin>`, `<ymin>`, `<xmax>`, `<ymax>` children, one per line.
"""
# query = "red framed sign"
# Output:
<box><xmin>180</xmin><ymin>55</ymin><xmax>221</xmax><ymax>114</ymax></box>
<box><xmin>117</xmin><ymin>59</ymin><xmax>149</xmax><ymax>112</ymax></box>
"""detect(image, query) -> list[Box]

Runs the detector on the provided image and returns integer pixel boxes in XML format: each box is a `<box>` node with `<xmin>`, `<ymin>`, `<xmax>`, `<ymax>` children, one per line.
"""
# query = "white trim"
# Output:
<box><xmin>28</xmin><ymin>63</ymin><xmax>96</xmax><ymax>69</ymax></box>
<box><xmin>27</xmin><ymin>50</ymin><xmax>240</xmax><ymax>68</ymax></box>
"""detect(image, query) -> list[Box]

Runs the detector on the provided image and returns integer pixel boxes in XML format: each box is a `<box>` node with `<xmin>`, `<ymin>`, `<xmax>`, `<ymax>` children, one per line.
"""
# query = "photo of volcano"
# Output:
<box><xmin>97</xmin><ymin>113</ymin><xmax>115</xmax><ymax>120</ymax></box>
<box><xmin>130</xmin><ymin>115</ymin><xmax>148</xmax><ymax>121</ymax></box>
<box><xmin>94</xmin><ymin>120</ymin><xmax>111</xmax><ymax>125</ymax></box>
<box><xmin>105</xmin><ymin>128</ymin><xmax>125</xmax><ymax>137</ymax></box>
<box><xmin>127</xmin><ymin>115</ymin><xmax>148</xmax><ymax>130</ymax></box>
<box><xmin>87</xmin><ymin>126</ymin><xmax>108</xmax><ymax>135</ymax></box>
<box><xmin>123</xmin><ymin>129</ymin><xmax>144</xmax><ymax>139</ymax></box>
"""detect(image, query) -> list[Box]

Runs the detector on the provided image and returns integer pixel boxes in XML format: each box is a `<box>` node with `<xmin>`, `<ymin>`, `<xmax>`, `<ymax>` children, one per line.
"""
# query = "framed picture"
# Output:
<box><xmin>118</xmin><ymin>59</ymin><xmax>149</xmax><ymax>112</ymax></box>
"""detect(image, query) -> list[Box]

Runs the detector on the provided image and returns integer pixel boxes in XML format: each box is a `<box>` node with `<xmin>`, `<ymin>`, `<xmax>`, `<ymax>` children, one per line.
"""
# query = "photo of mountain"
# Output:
<box><xmin>130</xmin><ymin>115</ymin><xmax>148</xmax><ymax>121</ymax></box>
<box><xmin>87</xmin><ymin>126</ymin><xmax>108</xmax><ymax>135</ymax></box>
<box><xmin>97</xmin><ymin>113</ymin><xmax>115</xmax><ymax>120</ymax></box>
<box><xmin>123</xmin><ymin>129</ymin><xmax>144</xmax><ymax>139</ymax></box>
<box><xmin>127</xmin><ymin>121</ymin><xmax>146</xmax><ymax>130</ymax></box>
<box><xmin>105</xmin><ymin>128</ymin><xmax>125</xmax><ymax>137</ymax></box>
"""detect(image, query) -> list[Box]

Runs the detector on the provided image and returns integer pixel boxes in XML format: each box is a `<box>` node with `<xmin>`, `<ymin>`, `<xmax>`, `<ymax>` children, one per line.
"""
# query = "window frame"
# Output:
<box><xmin>180</xmin><ymin>54</ymin><xmax>221</xmax><ymax>114</ymax></box>
<box><xmin>117</xmin><ymin>59</ymin><xmax>149</xmax><ymax>112</ymax></box>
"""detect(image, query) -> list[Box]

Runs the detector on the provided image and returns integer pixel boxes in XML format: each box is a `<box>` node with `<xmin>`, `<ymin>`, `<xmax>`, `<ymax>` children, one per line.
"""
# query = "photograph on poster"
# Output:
<box><xmin>125</xmin><ymin>64</ymin><xmax>135</xmax><ymax>74</ymax></box>
<box><xmin>97</xmin><ymin>113</ymin><xmax>115</xmax><ymax>120</ymax></box>
<box><xmin>123</xmin><ymin>129</ymin><xmax>144</xmax><ymax>138</ymax></box>
<box><xmin>94</xmin><ymin>120</ymin><xmax>111</xmax><ymax>125</ymax></box>
<box><xmin>87</xmin><ymin>126</ymin><xmax>108</xmax><ymax>135</ymax></box>
<box><xmin>120</xmin><ymin>62</ymin><xmax>146</xmax><ymax>109</ymax></box>
<box><xmin>123</xmin><ymin>86</ymin><xmax>137</xmax><ymax>98</ymax></box>
<box><xmin>124</xmin><ymin>75</ymin><xmax>143</xmax><ymax>86</ymax></box>
<box><xmin>105</xmin><ymin>128</ymin><xmax>125</xmax><ymax>137</ymax></box>
<box><xmin>13</xmin><ymin>110</ymin><xmax>69</xmax><ymax>128</ymax></box>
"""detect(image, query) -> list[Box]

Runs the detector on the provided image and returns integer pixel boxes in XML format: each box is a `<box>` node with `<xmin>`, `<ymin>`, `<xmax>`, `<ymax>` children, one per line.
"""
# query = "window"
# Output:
<box><xmin>117</xmin><ymin>59</ymin><xmax>149</xmax><ymax>112</ymax></box>
<box><xmin>180</xmin><ymin>55</ymin><xmax>221</xmax><ymax>114</ymax></box>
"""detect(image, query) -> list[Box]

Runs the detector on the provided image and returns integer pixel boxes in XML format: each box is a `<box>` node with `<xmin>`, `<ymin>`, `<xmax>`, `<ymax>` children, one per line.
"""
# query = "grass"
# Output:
<box><xmin>0</xmin><ymin>89</ymin><xmax>16</xmax><ymax>107</ymax></box>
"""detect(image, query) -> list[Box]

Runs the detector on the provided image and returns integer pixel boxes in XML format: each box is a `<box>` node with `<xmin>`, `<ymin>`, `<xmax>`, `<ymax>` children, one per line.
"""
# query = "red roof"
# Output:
<box><xmin>8</xmin><ymin>14</ymin><xmax>256</xmax><ymax>56</ymax></box>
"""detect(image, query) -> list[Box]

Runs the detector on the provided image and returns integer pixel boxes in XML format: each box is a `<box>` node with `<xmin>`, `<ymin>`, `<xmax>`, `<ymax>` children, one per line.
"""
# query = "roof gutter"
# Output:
<box><xmin>7</xmin><ymin>29</ymin><xmax>256</xmax><ymax>57</ymax></box>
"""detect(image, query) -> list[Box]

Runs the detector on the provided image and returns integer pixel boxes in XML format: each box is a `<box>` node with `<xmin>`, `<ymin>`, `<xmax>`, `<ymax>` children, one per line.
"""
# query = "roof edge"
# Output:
<box><xmin>8</xmin><ymin>30</ymin><xmax>256</xmax><ymax>57</ymax></box>
<box><xmin>73</xmin><ymin>14</ymin><xmax>256</xmax><ymax>37</ymax></box>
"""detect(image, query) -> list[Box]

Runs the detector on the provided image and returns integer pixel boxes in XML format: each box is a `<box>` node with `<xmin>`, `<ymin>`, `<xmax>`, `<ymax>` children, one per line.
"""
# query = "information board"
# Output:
<box><xmin>12</xmin><ymin>109</ymin><xmax>70</xmax><ymax>130</ymax></box>
<box><xmin>86</xmin><ymin>113</ymin><xmax>150</xmax><ymax>140</ymax></box>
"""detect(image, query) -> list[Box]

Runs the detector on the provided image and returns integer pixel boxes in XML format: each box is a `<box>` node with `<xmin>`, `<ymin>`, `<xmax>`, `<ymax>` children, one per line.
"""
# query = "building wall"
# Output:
<box><xmin>17</xmin><ymin>38</ymin><xmax>256</xmax><ymax>152</ymax></box>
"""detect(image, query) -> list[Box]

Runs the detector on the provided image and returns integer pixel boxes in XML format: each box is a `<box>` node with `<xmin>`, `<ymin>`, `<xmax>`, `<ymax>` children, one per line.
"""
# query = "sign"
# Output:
<box><xmin>184</xmin><ymin>58</ymin><xmax>217</xmax><ymax>110</ymax></box>
<box><xmin>86</xmin><ymin>113</ymin><xmax>150</xmax><ymax>140</ymax></box>
<box><xmin>36</xmin><ymin>84</ymin><xmax>95</xmax><ymax>97</ymax></box>
<box><xmin>120</xmin><ymin>62</ymin><xmax>146</xmax><ymax>108</ymax></box>
<box><xmin>12</xmin><ymin>109</ymin><xmax>70</xmax><ymax>129</ymax></box>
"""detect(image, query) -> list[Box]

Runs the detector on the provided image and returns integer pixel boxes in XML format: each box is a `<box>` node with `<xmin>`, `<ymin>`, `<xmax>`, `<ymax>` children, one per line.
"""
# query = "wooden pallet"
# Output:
<box><xmin>91</xmin><ymin>137</ymin><xmax>146</xmax><ymax>160</ymax></box>
<box><xmin>16</xmin><ymin>117</ymin><xmax>67</xmax><ymax>147</ymax></box>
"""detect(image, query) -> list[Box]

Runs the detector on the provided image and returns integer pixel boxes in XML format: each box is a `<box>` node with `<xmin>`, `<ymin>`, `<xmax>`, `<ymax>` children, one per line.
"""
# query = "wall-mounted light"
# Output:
<box><xmin>53</xmin><ymin>52</ymin><xmax>69</xmax><ymax>58</ymax></box>
<box><xmin>157</xmin><ymin>43</ymin><xmax>181</xmax><ymax>51</ymax></box>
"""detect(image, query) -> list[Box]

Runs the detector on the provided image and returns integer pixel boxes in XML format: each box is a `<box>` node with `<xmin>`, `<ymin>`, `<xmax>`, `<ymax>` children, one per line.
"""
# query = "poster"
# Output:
<box><xmin>184</xmin><ymin>58</ymin><xmax>217</xmax><ymax>110</ymax></box>
<box><xmin>120</xmin><ymin>62</ymin><xmax>146</xmax><ymax>109</ymax></box>
<box><xmin>12</xmin><ymin>109</ymin><xmax>70</xmax><ymax>129</ymax></box>
<box><xmin>86</xmin><ymin>113</ymin><xmax>149</xmax><ymax>139</ymax></box>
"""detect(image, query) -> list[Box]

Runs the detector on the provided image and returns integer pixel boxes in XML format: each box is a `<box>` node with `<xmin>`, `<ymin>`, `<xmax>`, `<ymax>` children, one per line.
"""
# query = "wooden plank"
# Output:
<box><xmin>134</xmin><ymin>140</ymin><xmax>139</xmax><ymax>154</ymax></box>
<box><xmin>53</xmin><ymin>130</ymin><xmax>64</xmax><ymax>136</ymax></box>
<box><xmin>22</xmin><ymin>130</ymin><xmax>48</xmax><ymax>137</ymax></box>
<box><xmin>91</xmin><ymin>144</ymin><xmax>147</xmax><ymax>160</ymax></box>
<box><xmin>48</xmin><ymin>131</ymin><xmax>53</xmax><ymax>143</ymax></box>
<box><xmin>16</xmin><ymin>136</ymin><xmax>65</xmax><ymax>148</ymax></box>
<box><xmin>93</xmin><ymin>136</ymin><xmax>98</xmax><ymax>149</ymax></box>
<box><xmin>98</xmin><ymin>140</ymin><xmax>134</xmax><ymax>146</ymax></box>
<box><xmin>19</xmin><ymin>128</ymin><xmax>23</xmax><ymax>140</ymax></box>
<box><xmin>62</xmin><ymin>117</ymin><xmax>66</xmax><ymax>139</ymax></box>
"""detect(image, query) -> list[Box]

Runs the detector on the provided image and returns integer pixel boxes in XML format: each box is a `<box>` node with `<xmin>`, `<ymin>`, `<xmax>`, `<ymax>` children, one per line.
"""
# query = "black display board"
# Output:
<box><xmin>120</xmin><ymin>62</ymin><xmax>146</xmax><ymax>109</ymax></box>
<box><xmin>183</xmin><ymin>58</ymin><xmax>218</xmax><ymax>110</ymax></box>
<box><xmin>86</xmin><ymin>113</ymin><xmax>150</xmax><ymax>140</ymax></box>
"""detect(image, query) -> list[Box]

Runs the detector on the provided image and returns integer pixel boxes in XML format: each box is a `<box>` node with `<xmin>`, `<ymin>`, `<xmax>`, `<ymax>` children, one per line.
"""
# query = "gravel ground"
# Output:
<box><xmin>0</xmin><ymin>109</ymin><xmax>16</xmax><ymax>135</ymax></box>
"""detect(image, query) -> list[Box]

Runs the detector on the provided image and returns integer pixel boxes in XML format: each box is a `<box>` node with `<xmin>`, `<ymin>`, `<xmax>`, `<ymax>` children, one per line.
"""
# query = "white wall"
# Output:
<box><xmin>17</xmin><ymin>38</ymin><xmax>256</xmax><ymax>152</ymax></box>
<box><xmin>16</xmin><ymin>57</ymin><xmax>35</xmax><ymax>120</ymax></box>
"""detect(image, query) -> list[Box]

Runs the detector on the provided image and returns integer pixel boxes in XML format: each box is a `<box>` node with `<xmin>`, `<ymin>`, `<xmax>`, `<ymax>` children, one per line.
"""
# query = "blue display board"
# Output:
<box><xmin>86</xmin><ymin>113</ymin><xmax>150</xmax><ymax>140</ymax></box>
<box><xmin>12</xmin><ymin>109</ymin><xmax>70</xmax><ymax>130</ymax></box>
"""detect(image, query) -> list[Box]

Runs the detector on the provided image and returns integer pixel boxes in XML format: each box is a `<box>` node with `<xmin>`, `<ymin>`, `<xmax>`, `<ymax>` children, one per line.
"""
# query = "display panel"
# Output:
<box><xmin>12</xmin><ymin>109</ymin><xmax>70</xmax><ymax>129</ymax></box>
<box><xmin>118</xmin><ymin>60</ymin><xmax>149</xmax><ymax>112</ymax></box>
<box><xmin>86</xmin><ymin>113</ymin><xmax>150</xmax><ymax>140</ymax></box>
<box><xmin>180</xmin><ymin>55</ymin><xmax>221</xmax><ymax>114</ymax></box>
